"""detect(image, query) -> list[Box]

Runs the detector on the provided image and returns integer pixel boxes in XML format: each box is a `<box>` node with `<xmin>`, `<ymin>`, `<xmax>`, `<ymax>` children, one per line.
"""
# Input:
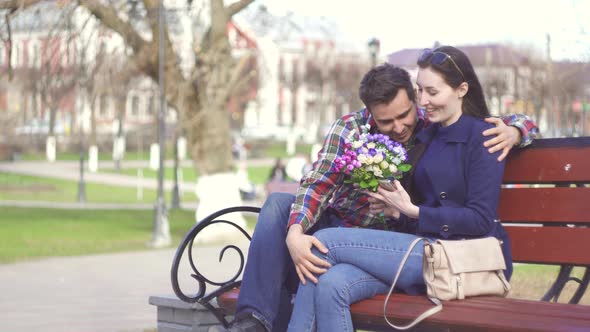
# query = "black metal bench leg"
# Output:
<box><xmin>541</xmin><ymin>265</ymin><xmax>573</xmax><ymax>302</ymax></box>
<box><xmin>541</xmin><ymin>265</ymin><xmax>590</xmax><ymax>304</ymax></box>
<box><xmin>569</xmin><ymin>266</ymin><xmax>590</xmax><ymax>304</ymax></box>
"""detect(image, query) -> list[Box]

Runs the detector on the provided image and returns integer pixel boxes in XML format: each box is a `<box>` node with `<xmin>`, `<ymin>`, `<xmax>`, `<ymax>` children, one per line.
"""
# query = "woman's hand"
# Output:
<box><xmin>368</xmin><ymin>195</ymin><xmax>400</xmax><ymax>219</ymax></box>
<box><xmin>286</xmin><ymin>224</ymin><xmax>331</xmax><ymax>285</ymax></box>
<box><xmin>366</xmin><ymin>180</ymin><xmax>419</xmax><ymax>219</ymax></box>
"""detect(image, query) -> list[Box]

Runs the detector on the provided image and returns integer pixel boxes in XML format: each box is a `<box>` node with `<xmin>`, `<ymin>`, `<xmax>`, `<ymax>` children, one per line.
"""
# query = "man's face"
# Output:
<box><xmin>370</xmin><ymin>89</ymin><xmax>418</xmax><ymax>144</ymax></box>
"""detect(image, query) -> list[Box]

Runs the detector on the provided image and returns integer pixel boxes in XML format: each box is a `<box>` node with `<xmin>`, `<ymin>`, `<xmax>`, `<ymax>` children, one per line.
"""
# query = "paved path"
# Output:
<box><xmin>0</xmin><ymin>158</ymin><xmax>276</xmax><ymax>194</ymax></box>
<box><xmin>0</xmin><ymin>158</ymin><xmax>266</xmax><ymax>331</ymax></box>
<box><xmin>0</xmin><ymin>243</ymin><xmax>249</xmax><ymax>332</ymax></box>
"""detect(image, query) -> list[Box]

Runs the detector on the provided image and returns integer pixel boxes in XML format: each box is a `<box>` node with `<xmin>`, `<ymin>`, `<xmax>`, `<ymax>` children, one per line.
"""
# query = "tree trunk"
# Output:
<box><xmin>191</xmin><ymin>103</ymin><xmax>233</xmax><ymax>175</ymax></box>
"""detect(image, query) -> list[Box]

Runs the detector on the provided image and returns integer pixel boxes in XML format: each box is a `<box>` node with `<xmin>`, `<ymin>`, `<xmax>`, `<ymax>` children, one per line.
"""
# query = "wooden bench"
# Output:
<box><xmin>171</xmin><ymin>137</ymin><xmax>590</xmax><ymax>331</ymax></box>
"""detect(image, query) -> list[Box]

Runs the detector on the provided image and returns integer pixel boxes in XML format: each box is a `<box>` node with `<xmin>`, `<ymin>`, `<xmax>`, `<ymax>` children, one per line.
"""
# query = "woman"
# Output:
<box><xmin>286</xmin><ymin>46</ymin><xmax>512</xmax><ymax>332</ymax></box>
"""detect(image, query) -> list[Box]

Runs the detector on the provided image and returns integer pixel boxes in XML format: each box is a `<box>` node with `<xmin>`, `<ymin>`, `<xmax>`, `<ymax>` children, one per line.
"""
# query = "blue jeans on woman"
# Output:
<box><xmin>286</xmin><ymin>228</ymin><xmax>426</xmax><ymax>332</ymax></box>
<box><xmin>236</xmin><ymin>193</ymin><xmax>343</xmax><ymax>332</ymax></box>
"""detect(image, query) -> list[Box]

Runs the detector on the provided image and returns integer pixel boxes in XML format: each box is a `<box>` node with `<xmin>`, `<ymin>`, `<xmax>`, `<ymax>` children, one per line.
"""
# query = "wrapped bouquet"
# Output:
<box><xmin>334</xmin><ymin>124</ymin><xmax>412</xmax><ymax>192</ymax></box>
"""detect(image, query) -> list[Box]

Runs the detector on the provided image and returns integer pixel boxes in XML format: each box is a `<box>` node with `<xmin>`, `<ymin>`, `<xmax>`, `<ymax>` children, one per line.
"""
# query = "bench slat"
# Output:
<box><xmin>498</xmin><ymin>187</ymin><xmax>590</xmax><ymax>223</ymax></box>
<box><xmin>506</xmin><ymin>226</ymin><xmax>590</xmax><ymax>264</ymax></box>
<box><xmin>353</xmin><ymin>294</ymin><xmax>590</xmax><ymax>332</ymax></box>
<box><xmin>504</xmin><ymin>140</ymin><xmax>590</xmax><ymax>183</ymax></box>
<box><xmin>218</xmin><ymin>289</ymin><xmax>590</xmax><ymax>332</ymax></box>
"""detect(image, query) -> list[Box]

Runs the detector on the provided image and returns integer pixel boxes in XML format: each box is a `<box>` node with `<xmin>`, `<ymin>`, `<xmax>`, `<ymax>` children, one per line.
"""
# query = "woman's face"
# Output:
<box><xmin>416</xmin><ymin>67</ymin><xmax>467</xmax><ymax>127</ymax></box>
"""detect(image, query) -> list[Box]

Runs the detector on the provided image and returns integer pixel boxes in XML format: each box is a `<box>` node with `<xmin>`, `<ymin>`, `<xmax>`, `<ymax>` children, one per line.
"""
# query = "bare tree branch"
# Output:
<box><xmin>0</xmin><ymin>0</ymin><xmax>41</xmax><ymax>12</ymax></box>
<box><xmin>78</xmin><ymin>0</ymin><xmax>146</xmax><ymax>53</ymax></box>
<box><xmin>226</xmin><ymin>0</ymin><xmax>254</xmax><ymax>17</ymax></box>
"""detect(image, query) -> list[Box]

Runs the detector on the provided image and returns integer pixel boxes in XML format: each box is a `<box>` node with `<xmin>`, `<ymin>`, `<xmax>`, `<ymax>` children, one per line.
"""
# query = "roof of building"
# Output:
<box><xmin>388</xmin><ymin>43</ymin><xmax>542</xmax><ymax>68</ymax></box>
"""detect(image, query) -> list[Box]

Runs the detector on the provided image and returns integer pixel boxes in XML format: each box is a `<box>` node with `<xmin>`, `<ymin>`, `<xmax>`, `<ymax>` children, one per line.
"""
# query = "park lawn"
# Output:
<box><xmin>0</xmin><ymin>207</ymin><xmax>258</xmax><ymax>263</ymax></box>
<box><xmin>103</xmin><ymin>165</ymin><xmax>272</xmax><ymax>185</ymax></box>
<box><xmin>507</xmin><ymin>264</ymin><xmax>590</xmax><ymax>304</ymax></box>
<box><xmin>0</xmin><ymin>172</ymin><xmax>197</xmax><ymax>203</ymax></box>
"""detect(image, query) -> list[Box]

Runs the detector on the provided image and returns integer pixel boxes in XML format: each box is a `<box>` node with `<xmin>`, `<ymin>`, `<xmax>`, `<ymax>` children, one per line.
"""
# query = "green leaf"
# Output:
<box><xmin>398</xmin><ymin>164</ymin><xmax>412</xmax><ymax>172</ymax></box>
<box><xmin>368</xmin><ymin>178</ymin><xmax>379</xmax><ymax>187</ymax></box>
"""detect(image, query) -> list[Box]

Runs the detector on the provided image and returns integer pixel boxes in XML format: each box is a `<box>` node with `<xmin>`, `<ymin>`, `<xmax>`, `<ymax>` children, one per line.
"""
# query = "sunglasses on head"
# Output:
<box><xmin>418</xmin><ymin>48</ymin><xmax>465</xmax><ymax>80</ymax></box>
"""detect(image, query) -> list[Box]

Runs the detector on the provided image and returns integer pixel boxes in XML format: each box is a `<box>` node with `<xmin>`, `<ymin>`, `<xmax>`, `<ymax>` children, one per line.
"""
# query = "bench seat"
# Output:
<box><xmin>217</xmin><ymin>288</ymin><xmax>590</xmax><ymax>332</ymax></box>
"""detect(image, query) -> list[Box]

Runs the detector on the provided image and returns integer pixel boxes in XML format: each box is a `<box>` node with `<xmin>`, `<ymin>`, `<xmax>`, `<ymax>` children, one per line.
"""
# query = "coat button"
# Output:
<box><xmin>442</xmin><ymin>225</ymin><xmax>449</xmax><ymax>232</ymax></box>
<box><xmin>439</xmin><ymin>192</ymin><xmax>448</xmax><ymax>199</ymax></box>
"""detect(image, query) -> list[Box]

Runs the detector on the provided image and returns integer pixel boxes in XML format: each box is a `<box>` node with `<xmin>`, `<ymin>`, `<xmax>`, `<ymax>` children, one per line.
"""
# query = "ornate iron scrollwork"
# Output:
<box><xmin>171</xmin><ymin>206</ymin><xmax>260</xmax><ymax>311</ymax></box>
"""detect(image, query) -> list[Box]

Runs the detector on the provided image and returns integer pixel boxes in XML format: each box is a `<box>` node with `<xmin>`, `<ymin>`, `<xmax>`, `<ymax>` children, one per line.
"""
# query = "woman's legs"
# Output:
<box><xmin>288</xmin><ymin>228</ymin><xmax>425</xmax><ymax>331</ymax></box>
<box><xmin>287</xmin><ymin>264</ymin><xmax>388</xmax><ymax>332</ymax></box>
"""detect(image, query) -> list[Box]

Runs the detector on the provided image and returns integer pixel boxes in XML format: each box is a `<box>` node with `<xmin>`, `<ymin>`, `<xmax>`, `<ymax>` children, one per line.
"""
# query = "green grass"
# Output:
<box><xmin>103</xmin><ymin>165</ymin><xmax>272</xmax><ymax>185</ymax></box>
<box><xmin>0</xmin><ymin>207</ymin><xmax>192</xmax><ymax>263</ymax></box>
<box><xmin>0</xmin><ymin>172</ymin><xmax>197</xmax><ymax>203</ymax></box>
<box><xmin>262</xmin><ymin>142</ymin><xmax>313</xmax><ymax>158</ymax></box>
<box><xmin>510</xmin><ymin>264</ymin><xmax>590</xmax><ymax>304</ymax></box>
<box><xmin>0</xmin><ymin>207</ymin><xmax>257</xmax><ymax>263</ymax></box>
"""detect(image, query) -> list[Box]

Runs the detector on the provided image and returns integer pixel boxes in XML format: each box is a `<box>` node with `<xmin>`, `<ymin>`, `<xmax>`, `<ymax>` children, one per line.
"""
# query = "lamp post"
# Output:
<box><xmin>171</xmin><ymin>129</ymin><xmax>180</xmax><ymax>209</ymax></box>
<box><xmin>368</xmin><ymin>37</ymin><xmax>381</xmax><ymax>68</ymax></box>
<box><xmin>77</xmin><ymin>122</ymin><xmax>86</xmax><ymax>203</ymax></box>
<box><xmin>151</xmin><ymin>1</ymin><xmax>171</xmax><ymax>248</ymax></box>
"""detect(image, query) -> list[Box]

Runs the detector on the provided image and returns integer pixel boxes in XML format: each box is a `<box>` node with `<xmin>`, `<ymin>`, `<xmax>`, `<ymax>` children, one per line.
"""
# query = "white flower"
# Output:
<box><xmin>366</xmin><ymin>156</ymin><xmax>374</xmax><ymax>165</ymax></box>
<box><xmin>373</xmin><ymin>168</ymin><xmax>383</xmax><ymax>177</ymax></box>
<box><xmin>389</xmin><ymin>164</ymin><xmax>398</xmax><ymax>173</ymax></box>
<box><xmin>380</xmin><ymin>161</ymin><xmax>389</xmax><ymax>169</ymax></box>
<box><xmin>357</xmin><ymin>154</ymin><xmax>367</xmax><ymax>163</ymax></box>
<box><xmin>373</xmin><ymin>153</ymin><xmax>384</xmax><ymax>163</ymax></box>
<box><xmin>352</xmin><ymin>141</ymin><xmax>363</xmax><ymax>149</ymax></box>
<box><xmin>366</xmin><ymin>142</ymin><xmax>376</xmax><ymax>149</ymax></box>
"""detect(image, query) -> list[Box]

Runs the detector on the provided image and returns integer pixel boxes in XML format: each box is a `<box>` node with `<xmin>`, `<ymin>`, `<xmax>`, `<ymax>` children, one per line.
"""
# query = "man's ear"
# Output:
<box><xmin>458</xmin><ymin>82</ymin><xmax>469</xmax><ymax>98</ymax></box>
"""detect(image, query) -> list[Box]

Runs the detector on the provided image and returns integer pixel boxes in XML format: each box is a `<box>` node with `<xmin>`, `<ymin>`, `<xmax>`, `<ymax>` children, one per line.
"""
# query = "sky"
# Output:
<box><xmin>256</xmin><ymin>0</ymin><xmax>590</xmax><ymax>61</ymax></box>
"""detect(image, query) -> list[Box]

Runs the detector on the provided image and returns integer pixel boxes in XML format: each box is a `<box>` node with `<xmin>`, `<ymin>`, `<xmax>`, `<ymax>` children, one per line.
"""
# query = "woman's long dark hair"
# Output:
<box><xmin>417</xmin><ymin>46</ymin><xmax>490</xmax><ymax>118</ymax></box>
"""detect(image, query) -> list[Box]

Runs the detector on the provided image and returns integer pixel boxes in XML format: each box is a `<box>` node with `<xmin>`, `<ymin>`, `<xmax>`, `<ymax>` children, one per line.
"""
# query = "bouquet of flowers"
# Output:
<box><xmin>334</xmin><ymin>124</ymin><xmax>412</xmax><ymax>192</ymax></box>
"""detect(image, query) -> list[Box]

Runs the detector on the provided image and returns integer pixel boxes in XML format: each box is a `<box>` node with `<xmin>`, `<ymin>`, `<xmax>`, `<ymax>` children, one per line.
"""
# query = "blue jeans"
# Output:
<box><xmin>287</xmin><ymin>228</ymin><xmax>425</xmax><ymax>332</ymax></box>
<box><xmin>236</xmin><ymin>193</ymin><xmax>342</xmax><ymax>331</ymax></box>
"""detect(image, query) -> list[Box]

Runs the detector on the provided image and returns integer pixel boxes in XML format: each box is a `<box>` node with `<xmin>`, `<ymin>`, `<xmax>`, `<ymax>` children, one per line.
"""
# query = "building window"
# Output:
<box><xmin>130</xmin><ymin>95</ymin><xmax>140</xmax><ymax>116</ymax></box>
<box><xmin>13</xmin><ymin>43</ymin><xmax>20</xmax><ymax>66</ymax></box>
<box><xmin>99</xmin><ymin>94</ymin><xmax>108</xmax><ymax>117</ymax></box>
<box><xmin>147</xmin><ymin>95</ymin><xmax>156</xmax><ymax>115</ymax></box>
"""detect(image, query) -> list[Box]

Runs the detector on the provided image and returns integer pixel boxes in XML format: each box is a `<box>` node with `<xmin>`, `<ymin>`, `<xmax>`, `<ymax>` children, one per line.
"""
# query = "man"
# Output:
<box><xmin>226</xmin><ymin>64</ymin><xmax>538</xmax><ymax>332</ymax></box>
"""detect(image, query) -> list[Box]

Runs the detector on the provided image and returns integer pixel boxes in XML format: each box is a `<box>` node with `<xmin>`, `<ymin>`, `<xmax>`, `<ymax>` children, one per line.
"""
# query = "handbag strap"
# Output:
<box><xmin>383</xmin><ymin>237</ymin><xmax>443</xmax><ymax>330</ymax></box>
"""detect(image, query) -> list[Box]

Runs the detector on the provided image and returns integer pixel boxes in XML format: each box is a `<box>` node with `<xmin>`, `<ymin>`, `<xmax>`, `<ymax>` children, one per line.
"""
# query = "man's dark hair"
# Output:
<box><xmin>359</xmin><ymin>63</ymin><xmax>415</xmax><ymax>111</ymax></box>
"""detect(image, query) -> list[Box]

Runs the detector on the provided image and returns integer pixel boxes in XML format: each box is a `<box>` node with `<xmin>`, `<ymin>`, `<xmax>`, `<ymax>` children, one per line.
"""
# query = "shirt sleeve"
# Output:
<box><xmin>287</xmin><ymin>119</ymin><xmax>351</xmax><ymax>232</ymax></box>
<box><xmin>500</xmin><ymin>114</ymin><xmax>540</xmax><ymax>147</ymax></box>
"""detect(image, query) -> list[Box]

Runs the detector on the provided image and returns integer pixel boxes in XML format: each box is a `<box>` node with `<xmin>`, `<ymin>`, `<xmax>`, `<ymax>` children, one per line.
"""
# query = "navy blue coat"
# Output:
<box><xmin>399</xmin><ymin>114</ymin><xmax>512</xmax><ymax>279</ymax></box>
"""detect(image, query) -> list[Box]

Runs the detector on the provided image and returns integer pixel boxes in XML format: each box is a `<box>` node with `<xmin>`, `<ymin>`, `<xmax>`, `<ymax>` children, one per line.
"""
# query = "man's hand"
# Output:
<box><xmin>483</xmin><ymin>117</ymin><xmax>521</xmax><ymax>162</ymax></box>
<box><xmin>285</xmin><ymin>224</ymin><xmax>331</xmax><ymax>285</ymax></box>
<box><xmin>368</xmin><ymin>195</ymin><xmax>400</xmax><ymax>219</ymax></box>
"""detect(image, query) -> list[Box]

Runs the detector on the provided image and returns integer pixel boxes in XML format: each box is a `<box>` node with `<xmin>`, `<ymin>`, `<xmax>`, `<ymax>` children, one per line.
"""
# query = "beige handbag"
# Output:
<box><xmin>384</xmin><ymin>237</ymin><xmax>511</xmax><ymax>330</ymax></box>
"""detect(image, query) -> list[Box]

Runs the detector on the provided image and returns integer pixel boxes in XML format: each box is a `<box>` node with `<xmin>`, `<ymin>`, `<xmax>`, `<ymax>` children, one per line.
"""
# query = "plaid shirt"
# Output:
<box><xmin>287</xmin><ymin>108</ymin><xmax>538</xmax><ymax>232</ymax></box>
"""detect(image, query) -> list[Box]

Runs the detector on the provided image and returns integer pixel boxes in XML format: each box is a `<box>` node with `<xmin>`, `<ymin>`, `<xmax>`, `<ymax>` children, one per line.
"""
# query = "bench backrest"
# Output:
<box><xmin>268</xmin><ymin>137</ymin><xmax>590</xmax><ymax>266</ymax></box>
<box><xmin>499</xmin><ymin>137</ymin><xmax>590</xmax><ymax>265</ymax></box>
